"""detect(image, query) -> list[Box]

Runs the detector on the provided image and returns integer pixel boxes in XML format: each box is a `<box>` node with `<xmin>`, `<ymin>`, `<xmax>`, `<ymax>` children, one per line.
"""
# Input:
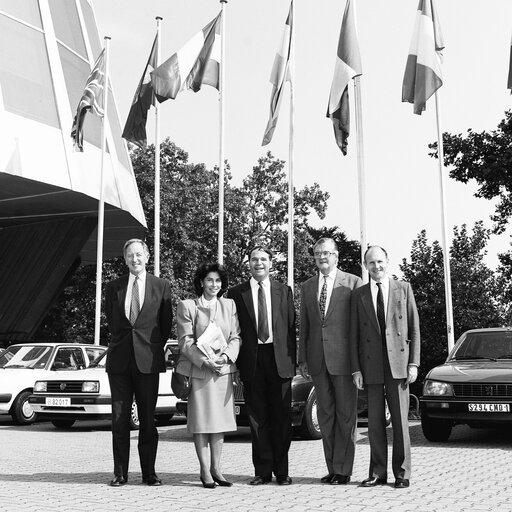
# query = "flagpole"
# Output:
<box><xmin>154</xmin><ymin>16</ymin><xmax>162</xmax><ymax>277</ymax></box>
<box><xmin>287</xmin><ymin>0</ymin><xmax>295</xmax><ymax>289</ymax></box>
<box><xmin>94</xmin><ymin>36</ymin><xmax>111</xmax><ymax>346</ymax></box>
<box><xmin>353</xmin><ymin>76</ymin><xmax>368</xmax><ymax>283</ymax></box>
<box><xmin>435</xmin><ymin>90</ymin><xmax>455</xmax><ymax>351</ymax></box>
<box><xmin>218</xmin><ymin>1</ymin><xmax>227</xmax><ymax>264</ymax></box>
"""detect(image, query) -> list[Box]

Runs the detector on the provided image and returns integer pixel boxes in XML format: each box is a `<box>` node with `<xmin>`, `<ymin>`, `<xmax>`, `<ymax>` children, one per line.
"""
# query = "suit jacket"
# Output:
<box><xmin>226</xmin><ymin>280</ymin><xmax>296</xmax><ymax>382</ymax></box>
<box><xmin>105</xmin><ymin>272</ymin><xmax>173</xmax><ymax>374</ymax></box>
<box><xmin>350</xmin><ymin>279</ymin><xmax>420</xmax><ymax>384</ymax></box>
<box><xmin>176</xmin><ymin>297</ymin><xmax>241</xmax><ymax>379</ymax></box>
<box><xmin>298</xmin><ymin>269</ymin><xmax>362</xmax><ymax>376</ymax></box>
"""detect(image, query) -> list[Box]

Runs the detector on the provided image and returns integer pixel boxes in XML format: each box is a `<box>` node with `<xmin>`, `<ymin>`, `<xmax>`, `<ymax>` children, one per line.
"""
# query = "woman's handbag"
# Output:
<box><xmin>171</xmin><ymin>370</ymin><xmax>190</xmax><ymax>399</ymax></box>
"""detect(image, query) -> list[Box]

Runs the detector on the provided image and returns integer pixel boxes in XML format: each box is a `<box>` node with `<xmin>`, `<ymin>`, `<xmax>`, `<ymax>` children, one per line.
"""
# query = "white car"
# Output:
<box><xmin>0</xmin><ymin>343</ymin><xmax>106</xmax><ymax>425</ymax></box>
<box><xmin>30</xmin><ymin>342</ymin><xmax>179</xmax><ymax>429</ymax></box>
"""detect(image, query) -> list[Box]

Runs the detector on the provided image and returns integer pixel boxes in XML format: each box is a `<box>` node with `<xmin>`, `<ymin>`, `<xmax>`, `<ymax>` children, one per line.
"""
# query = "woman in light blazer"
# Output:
<box><xmin>176</xmin><ymin>262</ymin><xmax>241</xmax><ymax>488</ymax></box>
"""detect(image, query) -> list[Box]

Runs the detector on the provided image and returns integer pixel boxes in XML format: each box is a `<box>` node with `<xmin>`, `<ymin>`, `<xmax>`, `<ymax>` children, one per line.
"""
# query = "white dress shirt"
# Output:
<box><xmin>124</xmin><ymin>271</ymin><xmax>146</xmax><ymax>320</ymax></box>
<box><xmin>317</xmin><ymin>268</ymin><xmax>337</xmax><ymax>315</ymax></box>
<box><xmin>250</xmin><ymin>277</ymin><xmax>273</xmax><ymax>344</ymax></box>
<box><xmin>369</xmin><ymin>276</ymin><xmax>389</xmax><ymax>321</ymax></box>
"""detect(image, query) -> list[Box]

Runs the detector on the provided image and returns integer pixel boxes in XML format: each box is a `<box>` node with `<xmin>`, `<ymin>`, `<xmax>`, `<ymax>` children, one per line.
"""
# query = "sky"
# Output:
<box><xmin>93</xmin><ymin>0</ymin><xmax>512</xmax><ymax>276</ymax></box>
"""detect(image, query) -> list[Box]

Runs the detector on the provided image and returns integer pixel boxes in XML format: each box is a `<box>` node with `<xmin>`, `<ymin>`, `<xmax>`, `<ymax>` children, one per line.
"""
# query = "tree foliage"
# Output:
<box><xmin>400</xmin><ymin>221</ymin><xmax>505</xmax><ymax>390</ymax></box>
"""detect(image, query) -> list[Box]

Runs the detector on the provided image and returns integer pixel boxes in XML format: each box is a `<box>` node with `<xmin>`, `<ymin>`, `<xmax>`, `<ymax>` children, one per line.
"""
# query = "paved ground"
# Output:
<box><xmin>0</xmin><ymin>415</ymin><xmax>511</xmax><ymax>512</ymax></box>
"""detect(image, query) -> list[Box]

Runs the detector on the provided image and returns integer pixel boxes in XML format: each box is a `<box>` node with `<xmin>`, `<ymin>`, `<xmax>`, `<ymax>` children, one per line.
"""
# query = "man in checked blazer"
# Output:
<box><xmin>351</xmin><ymin>245</ymin><xmax>420</xmax><ymax>489</ymax></box>
<box><xmin>226</xmin><ymin>246</ymin><xmax>296</xmax><ymax>486</ymax></box>
<box><xmin>104</xmin><ymin>239</ymin><xmax>172</xmax><ymax>487</ymax></box>
<box><xmin>298</xmin><ymin>237</ymin><xmax>363</xmax><ymax>485</ymax></box>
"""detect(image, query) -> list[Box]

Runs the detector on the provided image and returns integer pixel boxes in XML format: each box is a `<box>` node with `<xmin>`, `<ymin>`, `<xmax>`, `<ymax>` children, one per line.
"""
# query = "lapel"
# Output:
<box><xmin>324</xmin><ymin>269</ymin><xmax>345</xmax><ymax>320</ymax></box>
<box><xmin>270</xmin><ymin>280</ymin><xmax>281</xmax><ymax>333</ymax></box>
<box><xmin>241</xmin><ymin>280</ymin><xmax>257</xmax><ymax>331</ymax></box>
<box><xmin>116</xmin><ymin>275</ymin><xmax>130</xmax><ymax>321</ymax></box>
<box><xmin>307</xmin><ymin>275</ymin><xmax>323</xmax><ymax>320</ymax></box>
<box><xmin>361</xmin><ymin>283</ymin><xmax>380</xmax><ymax>333</ymax></box>
<box><xmin>387</xmin><ymin>279</ymin><xmax>400</xmax><ymax>324</ymax></box>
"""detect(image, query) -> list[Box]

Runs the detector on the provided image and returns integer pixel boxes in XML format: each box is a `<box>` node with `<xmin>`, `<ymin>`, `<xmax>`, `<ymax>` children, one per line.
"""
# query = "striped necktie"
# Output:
<box><xmin>129</xmin><ymin>277</ymin><xmax>140</xmax><ymax>325</ymax></box>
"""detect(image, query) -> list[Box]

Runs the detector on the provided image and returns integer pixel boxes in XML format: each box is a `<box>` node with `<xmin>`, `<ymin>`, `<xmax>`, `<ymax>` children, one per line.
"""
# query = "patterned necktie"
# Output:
<box><xmin>319</xmin><ymin>275</ymin><xmax>328</xmax><ymax>321</ymax></box>
<box><xmin>376</xmin><ymin>282</ymin><xmax>386</xmax><ymax>344</ymax></box>
<box><xmin>129</xmin><ymin>277</ymin><xmax>140</xmax><ymax>325</ymax></box>
<box><xmin>257</xmin><ymin>282</ymin><xmax>270</xmax><ymax>342</ymax></box>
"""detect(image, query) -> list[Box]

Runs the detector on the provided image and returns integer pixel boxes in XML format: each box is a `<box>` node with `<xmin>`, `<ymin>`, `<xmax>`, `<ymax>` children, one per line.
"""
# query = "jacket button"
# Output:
<box><xmin>401</xmin><ymin>348</ymin><xmax>405</xmax><ymax>352</ymax></box>
<box><xmin>397</xmin><ymin>331</ymin><xmax>401</xmax><ymax>336</ymax></box>
<box><xmin>399</xmin><ymin>315</ymin><xmax>402</xmax><ymax>319</ymax></box>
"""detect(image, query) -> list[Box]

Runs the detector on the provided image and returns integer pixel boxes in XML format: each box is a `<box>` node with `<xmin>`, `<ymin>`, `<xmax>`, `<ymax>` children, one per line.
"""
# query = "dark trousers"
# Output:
<box><xmin>108</xmin><ymin>355</ymin><xmax>160</xmax><ymax>479</ymax></box>
<box><xmin>243</xmin><ymin>344</ymin><xmax>292</xmax><ymax>478</ymax></box>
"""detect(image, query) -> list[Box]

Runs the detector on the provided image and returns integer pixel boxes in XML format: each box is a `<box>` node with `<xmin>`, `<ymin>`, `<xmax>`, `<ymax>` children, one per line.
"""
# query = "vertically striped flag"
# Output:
<box><xmin>71</xmin><ymin>48</ymin><xmax>106</xmax><ymax>152</ymax></box>
<box><xmin>507</xmin><ymin>33</ymin><xmax>512</xmax><ymax>91</ymax></box>
<box><xmin>151</xmin><ymin>12</ymin><xmax>221</xmax><ymax>102</ymax></box>
<box><xmin>262</xmin><ymin>1</ymin><xmax>293</xmax><ymax>146</ymax></box>
<box><xmin>122</xmin><ymin>34</ymin><xmax>158</xmax><ymax>148</ymax></box>
<box><xmin>327</xmin><ymin>0</ymin><xmax>362</xmax><ymax>156</ymax></box>
<box><xmin>402</xmin><ymin>0</ymin><xmax>444</xmax><ymax>115</ymax></box>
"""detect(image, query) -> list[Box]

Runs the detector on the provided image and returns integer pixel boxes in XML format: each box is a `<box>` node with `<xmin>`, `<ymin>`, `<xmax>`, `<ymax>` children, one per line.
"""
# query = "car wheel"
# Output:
<box><xmin>298</xmin><ymin>390</ymin><xmax>322</xmax><ymax>440</ymax></box>
<box><xmin>384</xmin><ymin>400</ymin><xmax>391</xmax><ymax>426</ymax></box>
<box><xmin>51</xmin><ymin>419</ymin><xmax>75</xmax><ymax>428</ymax></box>
<box><xmin>130</xmin><ymin>400</ymin><xmax>140</xmax><ymax>430</ymax></box>
<box><xmin>11</xmin><ymin>390</ymin><xmax>37</xmax><ymax>425</ymax></box>
<box><xmin>421</xmin><ymin>413</ymin><xmax>452</xmax><ymax>442</ymax></box>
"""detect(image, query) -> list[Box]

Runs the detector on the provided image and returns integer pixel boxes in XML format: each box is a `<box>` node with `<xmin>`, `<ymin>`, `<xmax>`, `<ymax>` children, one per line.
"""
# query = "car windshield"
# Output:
<box><xmin>88</xmin><ymin>350</ymin><xmax>107</xmax><ymax>368</ymax></box>
<box><xmin>451</xmin><ymin>331</ymin><xmax>512</xmax><ymax>361</ymax></box>
<box><xmin>0</xmin><ymin>345</ymin><xmax>53</xmax><ymax>369</ymax></box>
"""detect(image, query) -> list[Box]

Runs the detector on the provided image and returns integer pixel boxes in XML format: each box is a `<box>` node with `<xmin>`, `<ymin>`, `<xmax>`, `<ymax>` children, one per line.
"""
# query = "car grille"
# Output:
<box><xmin>46</xmin><ymin>382</ymin><xmax>84</xmax><ymax>393</ymax></box>
<box><xmin>453</xmin><ymin>383</ymin><xmax>512</xmax><ymax>398</ymax></box>
<box><xmin>233</xmin><ymin>383</ymin><xmax>245</xmax><ymax>401</ymax></box>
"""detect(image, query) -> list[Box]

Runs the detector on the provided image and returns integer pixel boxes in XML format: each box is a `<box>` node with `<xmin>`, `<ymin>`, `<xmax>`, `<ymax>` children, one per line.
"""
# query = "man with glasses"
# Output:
<box><xmin>298</xmin><ymin>238</ymin><xmax>362</xmax><ymax>485</ymax></box>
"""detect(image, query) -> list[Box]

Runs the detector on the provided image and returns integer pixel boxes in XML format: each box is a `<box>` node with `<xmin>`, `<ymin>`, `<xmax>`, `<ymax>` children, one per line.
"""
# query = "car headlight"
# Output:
<box><xmin>82</xmin><ymin>381</ymin><xmax>99</xmax><ymax>393</ymax></box>
<box><xmin>423</xmin><ymin>380</ymin><xmax>454</xmax><ymax>396</ymax></box>
<box><xmin>34</xmin><ymin>381</ymin><xmax>47</xmax><ymax>392</ymax></box>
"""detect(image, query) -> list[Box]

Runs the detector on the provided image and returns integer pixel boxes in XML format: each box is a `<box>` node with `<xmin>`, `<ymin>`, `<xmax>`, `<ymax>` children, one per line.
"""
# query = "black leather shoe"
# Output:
<box><xmin>360</xmin><ymin>476</ymin><xmax>387</xmax><ymax>487</ymax></box>
<box><xmin>330</xmin><ymin>474</ymin><xmax>350</xmax><ymax>485</ymax></box>
<box><xmin>212</xmin><ymin>475</ymin><xmax>233</xmax><ymax>487</ymax></box>
<box><xmin>321</xmin><ymin>473</ymin><xmax>335</xmax><ymax>484</ymax></box>
<box><xmin>109</xmin><ymin>476</ymin><xmax>127</xmax><ymax>487</ymax></box>
<box><xmin>249</xmin><ymin>475</ymin><xmax>271</xmax><ymax>485</ymax></box>
<box><xmin>142</xmin><ymin>475</ymin><xmax>162</xmax><ymax>486</ymax></box>
<box><xmin>276</xmin><ymin>475</ymin><xmax>292</xmax><ymax>485</ymax></box>
<box><xmin>200</xmin><ymin>477</ymin><xmax>216</xmax><ymax>489</ymax></box>
<box><xmin>394</xmin><ymin>478</ymin><xmax>410</xmax><ymax>488</ymax></box>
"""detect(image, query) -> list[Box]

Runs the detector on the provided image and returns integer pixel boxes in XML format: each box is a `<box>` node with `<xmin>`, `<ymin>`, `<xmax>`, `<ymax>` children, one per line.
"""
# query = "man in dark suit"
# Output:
<box><xmin>298</xmin><ymin>237</ymin><xmax>362</xmax><ymax>485</ymax></box>
<box><xmin>104</xmin><ymin>238</ymin><xmax>172</xmax><ymax>487</ymax></box>
<box><xmin>227</xmin><ymin>246</ymin><xmax>296</xmax><ymax>485</ymax></box>
<box><xmin>351</xmin><ymin>245</ymin><xmax>420</xmax><ymax>489</ymax></box>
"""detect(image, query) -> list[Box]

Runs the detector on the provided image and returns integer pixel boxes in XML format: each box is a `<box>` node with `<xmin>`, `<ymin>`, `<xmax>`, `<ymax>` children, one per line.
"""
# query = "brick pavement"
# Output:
<box><xmin>0</xmin><ymin>417</ymin><xmax>511</xmax><ymax>512</ymax></box>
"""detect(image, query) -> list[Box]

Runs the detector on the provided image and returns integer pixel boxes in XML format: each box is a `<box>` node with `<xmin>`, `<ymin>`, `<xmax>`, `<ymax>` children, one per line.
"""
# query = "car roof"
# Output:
<box><xmin>6</xmin><ymin>343</ymin><xmax>107</xmax><ymax>348</ymax></box>
<box><xmin>461</xmin><ymin>328</ymin><xmax>512</xmax><ymax>334</ymax></box>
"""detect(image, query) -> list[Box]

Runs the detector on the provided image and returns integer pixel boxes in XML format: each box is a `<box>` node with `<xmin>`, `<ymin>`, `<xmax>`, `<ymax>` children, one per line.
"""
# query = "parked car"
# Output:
<box><xmin>420</xmin><ymin>327</ymin><xmax>512</xmax><ymax>442</ymax></box>
<box><xmin>176</xmin><ymin>373</ymin><xmax>389</xmax><ymax>440</ymax></box>
<box><xmin>0</xmin><ymin>343</ymin><xmax>106</xmax><ymax>425</ymax></box>
<box><xmin>30</xmin><ymin>341</ymin><xmax>179</xmax><ymax>429</ymax></box>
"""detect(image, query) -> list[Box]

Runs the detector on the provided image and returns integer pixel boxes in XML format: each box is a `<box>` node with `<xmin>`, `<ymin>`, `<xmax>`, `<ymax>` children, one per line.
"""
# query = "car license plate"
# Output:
<box><xmin>45</xmin><ymin>397</ymin><xmax>71</xmax><ymax>407</ymax></box>
<box><xmin>234</xmin><ymin>405</ymin><xmax>240</xmax><ymax>415</ymax></box>
<box><xmin>468</xmin><ymin>403</ymin><xmax>510</xmax><ymax>412</ymax></box>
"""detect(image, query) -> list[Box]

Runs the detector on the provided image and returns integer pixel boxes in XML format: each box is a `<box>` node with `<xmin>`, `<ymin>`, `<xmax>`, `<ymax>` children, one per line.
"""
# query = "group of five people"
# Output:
<box><xmin>104</xmin><ymin>237</ymin><xmax>420</xmax><ymax>489</ymax></box>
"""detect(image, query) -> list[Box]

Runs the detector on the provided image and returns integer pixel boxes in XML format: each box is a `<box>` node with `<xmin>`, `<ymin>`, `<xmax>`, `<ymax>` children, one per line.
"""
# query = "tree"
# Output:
<box><xmin>400</xmin><ymin>221</ymin><xmax>505</xmax><ymax>390</ymax></box>
<box><xmin>429</xmin><ymin>110</ymin><xmax>512</xmax><ymax>235</ymax></box>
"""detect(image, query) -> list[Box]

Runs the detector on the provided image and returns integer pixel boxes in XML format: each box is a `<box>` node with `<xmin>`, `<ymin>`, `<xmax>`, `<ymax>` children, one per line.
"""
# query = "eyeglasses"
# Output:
<box><xmin>313</xmin><ymin>251</ymin><xmax>335</xmax><ymax>259</ymax></box>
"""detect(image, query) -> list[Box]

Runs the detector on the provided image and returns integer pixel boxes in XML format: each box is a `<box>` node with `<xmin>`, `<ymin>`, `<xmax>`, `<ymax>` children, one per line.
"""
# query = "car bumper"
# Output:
<box><xmin>421</xmin><ymin>397</ymin><xmax>512</xmax><ymax>424</ymax></box>
<box><xmin>29</xmin><ymin>394</ymin><xmax>111</xmax><ymax>416</ymax></box>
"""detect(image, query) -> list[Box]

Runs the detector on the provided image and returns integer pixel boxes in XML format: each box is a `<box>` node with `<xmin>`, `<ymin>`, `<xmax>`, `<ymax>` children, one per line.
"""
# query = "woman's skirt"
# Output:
<box><xmin>187</xmin><ymin>372</ymin><xmax>237</xmax><ymax>434</ymax></box>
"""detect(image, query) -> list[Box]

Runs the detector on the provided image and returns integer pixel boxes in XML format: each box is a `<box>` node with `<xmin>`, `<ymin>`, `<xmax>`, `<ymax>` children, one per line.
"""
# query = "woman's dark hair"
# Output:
<box><xmin>193</xmin><ymin>262</ymin><xmax>229</xmax><ymax>297</ymax></box>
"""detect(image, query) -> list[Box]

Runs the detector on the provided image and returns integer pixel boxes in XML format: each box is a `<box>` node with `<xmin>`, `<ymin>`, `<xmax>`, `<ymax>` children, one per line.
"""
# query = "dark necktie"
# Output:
<box><xmin>376</xmin><ymin>282</ymin><xmax>386</xmax><ymax>344</ymax></box>
<box><xmin>258</xmin><ymin>282</ymin><xmax>270</xmax><ymax>342</ymax></box>
<box><xmin>319</xmin><ymin>275</ymin><xmax>328</xmax><ymax>321</ymax></box>
<box><xmin>130</xmin><ymin>277</ymin><xmax>140</xmax><ymax>325</ymax></box>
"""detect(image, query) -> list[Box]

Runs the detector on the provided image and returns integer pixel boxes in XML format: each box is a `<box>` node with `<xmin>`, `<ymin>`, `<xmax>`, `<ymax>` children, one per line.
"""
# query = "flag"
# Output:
<box><xmin>402</xmin><ymin>0</ymin><xmax>444</xmax><ymax>115</ymax></box>
<box><xmin>327</xmin><ymin>0</ymin><xmax>362</xmax><ymax>155</ymax></box>
<box><xmin>507</xmin><ymin>33</ymin><xmax>512</xmax><ymax>91</ymax></box>
<box><xmin>71</xmin><ymin>48</ymin><xmax>106</xmax><ymax>152</ymax></box>
<box><xmin>262</xmin><ymin>1</ymin><xmax>293</xmax><ymax>146</ymax></box>
<box><xmin>151</xmin><ymin>12</ymin><xmax>221</xmax><ymax>102</ymax></box>
<box><xmin>122</xmin><ymin>34</ymin><xmax>158</xmax><ymax>148</ymax></box>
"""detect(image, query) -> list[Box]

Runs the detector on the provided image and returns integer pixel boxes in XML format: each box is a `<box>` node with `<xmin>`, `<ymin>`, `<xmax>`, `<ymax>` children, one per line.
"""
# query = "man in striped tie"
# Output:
<box><xmin>105</xmin><ymin>239</ymin><xmax>172</xmax><ymax>487</ymax></box>
<box><xmin>298</xmin><ymin>238</ymin><xmax>362</xmax><ymax>485</ymax></box>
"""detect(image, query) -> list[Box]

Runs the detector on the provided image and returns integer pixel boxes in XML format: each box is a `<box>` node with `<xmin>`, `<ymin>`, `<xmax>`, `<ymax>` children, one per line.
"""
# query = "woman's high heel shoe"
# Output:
<box><xmin>200</xmin><ymin>477</ymin><xmax>216</xmax><ymax>489</ymax></box>
<box><xmin>212</xmin><ymin>475</ymin><xmax>233</xmax><ymax>487</ymax></box>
